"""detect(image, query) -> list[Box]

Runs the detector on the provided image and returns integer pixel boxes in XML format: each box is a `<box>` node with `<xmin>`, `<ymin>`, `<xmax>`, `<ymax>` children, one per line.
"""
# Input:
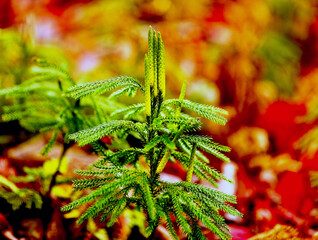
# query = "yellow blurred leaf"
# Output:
<box><xmin>63</xmin><ymin>209</ymin><xmax>81</xmax><ymax>219</ymax></box>
<box><xmin>87</xmin><ymin>218</ymin><xmax>109</xmax><ymax>240</ymax></box>
<box><xmin>94</xmin><ymin>229</ymin><xmax>109</xmax><ymax>240</ymax></box>
<box><xmin>51</xmin><ymin>184</ymin><xmax>73</xmax><ymax>198</ymax></box>
<box><xmin>43</xmin><ymin>157</ymin><xmax>68</xmax><ymax>175</ymax></box>
<box><xmin>228</xmin><ymin>127</ymin><xmax>269</xmax><ymax>157</ymax></box>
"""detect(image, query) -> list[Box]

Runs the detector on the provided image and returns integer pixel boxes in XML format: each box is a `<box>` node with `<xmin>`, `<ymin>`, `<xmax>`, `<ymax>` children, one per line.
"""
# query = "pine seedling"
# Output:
<box><xmin>61</xmin><ymin>27</ymin><xmax>241</xmax><ymax>240</ymax></box>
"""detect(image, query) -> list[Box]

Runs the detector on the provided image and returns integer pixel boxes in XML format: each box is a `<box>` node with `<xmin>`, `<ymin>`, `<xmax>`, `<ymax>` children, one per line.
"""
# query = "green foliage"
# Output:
<box><xmin>14</xmin><ymin>157</ymin><xmax>70</xmax><ymax>195</ymax></box>
<box><xmin>64</xmin><ymin>76</ymin><xmax>144</xmax><ymax>99</ymax></box>
<box><xmin>0</xmin><ymin>54</ymin><xmax>122</xmax><ymax>214</ymax></box>
<box><xmin>1</xmin><ymin>59</ymin><xmax>78</xmax><ymax>138</ymax></box>
<box><xmin>0</xmin><ymin>26</ymin><xmax>241</xmax><ymax>239</ymax></box>
<box><xmin>256</xmin><ymin>32</ymin><xmax>301</xmax><ymax>94</ymax></box>
<box><xmin>69</xmin><ymin>120</ymin><xmax>145</xmax><ymax>146</ymax></box>
<box><xmin>164</xmin><ymin>99</ymin><xmax>228</xmax><ymax>125</ymax></box>
<box><xmin>61</xmin><ymin>27</ymin><xmax>241</xmax><ymax>239</ymax></box>
<box><xmin>0</xmin><ymin>175</ymin><xmax>42</xmax><ymax>210</ymax></box>
<box><xmin>0</xmin><ymin>57</ymin><xmax>122</xmax><ymax>154</ymax></box>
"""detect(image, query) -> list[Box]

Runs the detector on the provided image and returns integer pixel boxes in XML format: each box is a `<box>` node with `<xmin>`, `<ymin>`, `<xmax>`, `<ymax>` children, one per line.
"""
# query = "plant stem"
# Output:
<box><xmin>46</xmin><ymin>141</ymin><xmax>70</xmax><ymax>197</ymax></box>
<box><xmin>43</xmin><ymin>141</ymin><xmax>70</xmax><ymax>240</ymax></box>
<box><xmin>149</xmin><ymin>230</ymin><xmax>156</xmax><ymax>240</ymax></box>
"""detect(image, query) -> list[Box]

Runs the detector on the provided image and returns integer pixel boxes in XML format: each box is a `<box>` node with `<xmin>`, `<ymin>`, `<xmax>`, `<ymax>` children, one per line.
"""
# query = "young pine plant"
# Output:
<box><xmin>61</xmin><ymin>27</ymin><xmax>242</xmax><ymax>240</ymax></box>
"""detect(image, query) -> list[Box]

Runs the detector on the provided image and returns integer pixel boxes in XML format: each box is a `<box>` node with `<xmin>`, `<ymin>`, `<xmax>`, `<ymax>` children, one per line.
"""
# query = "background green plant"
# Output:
<box><xmin>0</xmin><ymin>53</ymin><xmax>123</xmax><ymax>238</ymax></box>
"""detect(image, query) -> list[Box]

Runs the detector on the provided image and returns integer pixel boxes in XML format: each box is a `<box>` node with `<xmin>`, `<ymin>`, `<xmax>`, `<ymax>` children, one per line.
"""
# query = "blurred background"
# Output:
<box><xmin>0</xmin><ymin>0</ymin><xmax>318</xmax><ymax>239</ymax></box>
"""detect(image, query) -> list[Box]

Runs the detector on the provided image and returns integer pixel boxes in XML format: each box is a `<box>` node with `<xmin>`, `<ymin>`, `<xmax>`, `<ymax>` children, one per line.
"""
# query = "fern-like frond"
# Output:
<box><xmin>144</xmin><ymin>135</ymin><xmax>175</xmax><ymax>152</ymax></box>
<box><xmin>172</xmin><ymin>151</ymin><xmax>220</xmax><ymax>187</ymax></box>
<box><xmin>180</xmin><ymin>195</ymin><xmax>229</xmax><ymax>240</ymax></box>
<box><xmin>168</xmin><ymin>188</ymin><xmax>192</xmax><ymax>236</ymax></box>
<box><xmin>111</xmin><ymin>103</ymin><xmax>145</xmax><ymax>119</ymax></box>
<box><xmin>77</xmin><ymin>185</ymin><xmax>132</xmax><ymax>224</ymax></box>
<box><xmin>64</xmin><ymin>76</ymin><xmax>144</xmax><ymax>99</ymax></box>
<box><xmin>138</xmin><ymin>175</ymin><xmax>156</xmax><ymax>221</ymax></box>
<box><xmin>162</xmin><ymin>209</ymin><xmax>179</xmax><ymax>240</ymax></box>
<box><xmin>161</xmin><ymin>182</ymin><xmax>241</xmax><ymax>239</ymax></box>
<box><xmin>188</xmin><ymin>217</ymin><xmax>207</xmax><ymax>240</ymax></box>
<box><xmin>31</xmin><ymin>58</ymin><xmax>75</xmax><ymax>86</ymax></box>
<box><xmin>107</xmin><ymin>86</ymin><xmax>138</xmax><ymax>99</ymax></box>
<box><xmin>72</xmin><ymin>177</ymin><xmax>113</xmax><ymax>191</ymax></box>
<box><xmin>0</xmin><ymin>82</ymin><xmax>59</xmax><ymax>97</ymax></box>
<box><xmin>152</xmin><ymin>116</ymin><xmax>201</xmax><ymax>132</ymax></box>
<box><xmin>107</xmin><ymin>196</ymin><xmax>128</xmax><ymax>227</ymax></box>
<box><xmin>182</xmin><ymin>135</ymin><xmax>230</xmax><ymax>152</ymax></box>
<box><xmin>68</xmin><ymin>120</ymin><xmax>142</xmax><ymax>146</ymax></box>
<box><xmin>175</xmin><ymin>138</ymin><xmax>209</xmax><ymax>163</ymax></box>
<box><xmin>74</xmin><ymin>166</ymin><xmax>141</xmax><ymax>177</ymax></box>
<box><xmin>61</xmin><ymin>172</ymin><xmax>140</xmax><ymax>212</ymax></box>
<box><xmin>170</xmin><ymin>181</ymin><xmax>238</xmax><ymax>205</ymax></box>
<box><xmin>94</xmin><ymin>148</ymin><xmax>145</xmax><ymax>166</ymax></box>
<box><xmin>179</xmin><ymin>138</ymin><xmax>230</xmax><ymax>162</ymax></box>
<box><xmin>40</xmin><ymin>130</ymin><xmax>59</xmax><ymax>156</ymax></box>
<box><xmin>164</xmin><ymin>99</ymin><xmax>228</xmax><ymax>125</ymax></box>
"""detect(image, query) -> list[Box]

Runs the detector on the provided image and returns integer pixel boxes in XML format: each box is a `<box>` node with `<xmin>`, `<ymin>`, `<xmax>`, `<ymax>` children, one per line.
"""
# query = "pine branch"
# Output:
<box><xmin>0</xmin><ymin>82</ymin><xmax>59</xmax><ymax>97</ymax></box>
<box><xmin>180</xmin><ymin>137</ymin><xmax>230</xmax><ymax>162</ymax></box>
<box><xmin>31</xmin><ymin>58</ymin><xmax>75</xmax><ymax>86</ymax></box>
<box><xmin>111</xmin><ymin>103</ymin><xmax>145</xmax><ymax>119</ymax></box>
<box><xmin>61</xmin><ymin>172</ymin><xmax>140</xmax><ymax>212</ymax></box>
<box><xmin>68</xmin><ymin>120</ymin><xmax>143</xmax><ymax>146</ymax></box>
<box><xmin>94</xmin><ymin>148</ymin><xmax>145</xmax><ymax>166</ymax></box>
<box><xmin>40</xmin><ymin>130</ymin><xmax>59</xmax><ymax>156</ymax></box>
<box><xmin>164</xmin><ymin>99</ymin><xmax>228</xmax><ymax>125</ymax></box>
<box><xmin>64</xmin><ymin>76</ymin><xmax>144</xmax><ymax>99</ymax></box>
<box><xmin>168</xmin><ymin>188</ymin><xmax>192</xmax><ymax>236</ymax></box>
<box><xmin>162</xmin><ymin>209</ymin><xmax>179</xmax><ymax>240</ymax></box>
<box><xmin>138</xmin><ymin>175</ymin><xmax>156</xmax><ymax>221</ymax></box>
<box><xmin>152</xmin><ymin>116</ymin><xmax>201</xmax><ymax>132</ymax></box>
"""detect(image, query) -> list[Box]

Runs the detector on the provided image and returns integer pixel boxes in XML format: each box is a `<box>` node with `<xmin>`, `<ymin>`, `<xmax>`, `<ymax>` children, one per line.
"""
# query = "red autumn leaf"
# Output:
<box><xmin>275</xmin><ymin>171</ymin><xmax>308</xmax><ymax>215</ymax></box>
<box><xmin>300</xmin><ymin>16</ymin><xmax>318</xmax><ymax>76</ymax></box>
<box><xmin>228</xmin><ymin>224</ymin><xmax>253</xmax><ymax>239</ymax></box>
<box><xmin>46</xmin><ymin>0</ymin><xmax>94</xmax><ymax>16</ymax></box>
<box><xmin>300</xmin><ymin>151</ymin><xmax>318</xmax><ymax>171</ymax></box>
<box><xmin>100</xmin><ymin>136</ymin><xmax>112</xmax><ymax>145</ymax></box>
<box><xmin>0</xmin><ymin>213</ymin><xmax>11</xmax><ymax>232</ymax></box>
<box><xmin>0</xmin><ymin>0</ymin><xmax>15</xmax><ymax>28</ymax></box>
<box><xmin>256</xmin><ymin>101</ymin><xmax>312</xmax><ymax>154</ymax></box>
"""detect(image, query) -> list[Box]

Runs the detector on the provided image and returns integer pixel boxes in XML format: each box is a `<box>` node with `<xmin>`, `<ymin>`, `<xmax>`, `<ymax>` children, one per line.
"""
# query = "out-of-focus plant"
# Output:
<box><xmin>13</xmin><ymin>157</ymin><xmax>69</xmax><ymax>196</ymax></box>
<box><xmin>0</xmin><ymin>57</ymin><xmax>122</xmax><ymax>199</ymax></box>
<box><xmin>256</xmin><ymin>32</ymin><xmax>301</xmax><ymax>95</ymax></box>
<box><xmin>0</xmin><ymin>55</ymin><xmax>125</xmax><ymax>239</ymax></box>
<box><xmin>61</xmin><ymin>27</ymin><xmax>241</xmax><ymax>240</ymax></box>
<box><xmin>0</xmin><ymin>26</ymin><xmax>73</xmax><ymax>150</ymax></box>
<box><xmin>0</xmin><ymin>175</ymin><xmax>42</xmax><ymax>210</ymax></box>
<box><xmin>1</xmin><ymin>59</ymin><xmax>79</xmax><ymax>183</ymax></box>
<box><xmin>0</xmin><ymin>29</ymin><xmax>32</xmax><ymax>89</ymax></box>
<box><xmin>0</xmin><ymin>26</ymin><xmax>69</xmax><ymax>91</ymax></box>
